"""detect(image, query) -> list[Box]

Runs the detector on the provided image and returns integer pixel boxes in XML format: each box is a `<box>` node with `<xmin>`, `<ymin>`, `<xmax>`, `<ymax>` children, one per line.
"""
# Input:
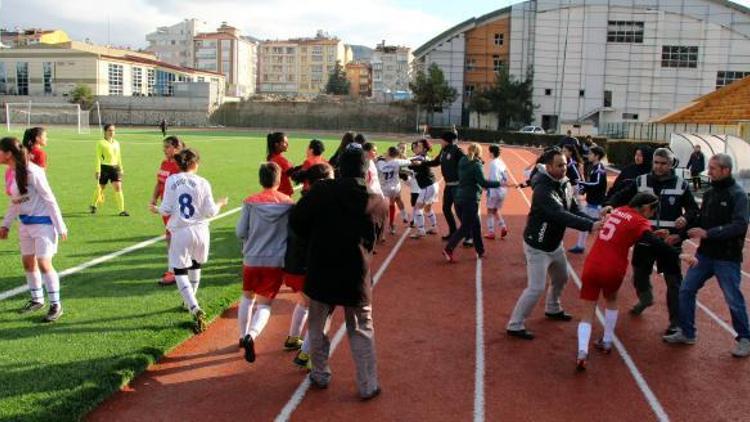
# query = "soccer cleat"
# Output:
<box><xmin>284</xmin><ymin>336</ymin><xmax>304</xmax><ymax>351</ymax></box>
<box><xmin>732</xmin><ymin>338</ymin><xmax>750</xmax><ymax>358</ymax></box>
<box><xmin>442</xmin><ymin>248</ymin><xmax>455</xmax><ymax>263</ymax></box>
<box><xmin>193</xmin><ymin>309</ymin><xmax>207</xmax><ymax>333</ymax></box>
<box><xmin>545</xmin><ymin>311</ymin><xmax>573</xmax><ymax>321</ymax></box>
<box><xmin>576</xmin><ymin>351</ymin><xmax>588</xmax><ymax>372</ymax></box>
<box><xmin>500</xmin><ymin>227</ymin><xmax>509</xmax><ymax>239</ymax></box>
<box><xmin>425</xmin><ymin>228</ymin><xmax>438</xmax><ymax>235</ymax></box>
<box><xmin>594</xmin><ymin>338</ymin><xmax>613</xmax><ymax>354</ymax></box>
<box><xmin>19</xmin><ymin>300</ymin><xmax>44</xmax><ymax>314</ymax></box>
<box><xmin>89</xmin><ymin>205</ymin><xmax>97</xmax><ymax>214</ymax></box>
<box><xmin>243</xmin><ymin>334</ymin><xmax>256</xmax><ymax>363</ymax></box>
<box><xmin>293</xmin><ymin>351</ymin><xmax>312</xmax><ymax>371</ymax></box>
<box><xmin>43</xmin><ymin>304</ymin><xmax>63</xmax><ymax>322</ymax></box>
<box><xmin>662</xmin><ymin>329</ymin><xmax>696</xmax><ymax>345</ymax></box>
<box><xmin>484</xmin><ymin>232</ymin><xmax>496</xmax><ymax>240</ymax></box>
<box><xmin>158</xmin><ymin>271</ymin><xmax>176</xmax><ymax>286</ymax></box>
<box><xmin>118</xmin><ymin>211</ymin><xmax>130</xmax><ymax>217</ymax></box>
<box><xmin>568</xmin><ymin>246</ymin><xmax>585</xmax><ymax>254</ymax></box>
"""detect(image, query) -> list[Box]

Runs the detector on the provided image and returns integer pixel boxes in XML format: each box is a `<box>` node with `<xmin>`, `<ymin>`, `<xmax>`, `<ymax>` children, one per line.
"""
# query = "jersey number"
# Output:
<box><xmin>178</xmin><ymin>193</ymin><xmax>195</xmax><ymax>219</ymax></box>
<box><xmin>598</xmin><ymin>216</ymin><xmax>622</xmax><ymax>241</ymax></box>
<box><xmin>383</xmin><ymin>170</ymin><xmax>395</xmax><ymax>181</ymax></box>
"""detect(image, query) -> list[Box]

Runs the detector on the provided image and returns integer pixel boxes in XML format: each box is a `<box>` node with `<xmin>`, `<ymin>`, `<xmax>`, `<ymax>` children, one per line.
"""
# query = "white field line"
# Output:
<box><xmin>507</xmin><ymin>148</ymin><xmax>670</xmax><ymax>422</ymax></box>
<box><xmin>274</xmin><ymin>227</ymin><xmax>411</xmax><ymax>422</ymax></box>
<box><xmin>0</xmin><ymin>185</ymin><xmax>303</xmax><ymax>302</ymax></box>
<box><xmin>474</xmin><ymin>258</ymin><xmax>485</xmax><ymax>422</ymax></box>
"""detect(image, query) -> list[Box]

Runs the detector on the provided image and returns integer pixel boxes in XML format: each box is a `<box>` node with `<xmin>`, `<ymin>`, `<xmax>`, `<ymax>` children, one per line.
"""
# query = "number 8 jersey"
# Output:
<box><xmin>159</xmin><ymin>172</ymin><xmax>221</xmax><ymax>231</ymax></box>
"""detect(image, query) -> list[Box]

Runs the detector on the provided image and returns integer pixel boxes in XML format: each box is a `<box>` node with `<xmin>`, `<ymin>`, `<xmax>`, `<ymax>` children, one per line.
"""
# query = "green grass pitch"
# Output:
<box><xmin>0</xmin><ymin>127</ymin><xmax>402</xmax><ymax>421</ymax></box>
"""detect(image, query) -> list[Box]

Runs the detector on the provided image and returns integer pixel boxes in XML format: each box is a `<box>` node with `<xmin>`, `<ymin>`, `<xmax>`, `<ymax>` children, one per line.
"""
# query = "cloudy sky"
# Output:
<box><xmin>0</xmin><ymin>0</ymin><xmax>518</xmax><ymax>50</ymax></box>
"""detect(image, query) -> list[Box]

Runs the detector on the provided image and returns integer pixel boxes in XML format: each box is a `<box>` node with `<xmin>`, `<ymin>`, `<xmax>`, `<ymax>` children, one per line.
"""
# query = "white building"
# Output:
<box><xmin>371</xmin><ymin>42</ymin><xmax>412</xmax><ymax>101</ymax></box>
<box><xmin>146</xmin><ymin>19</ymin><xmax>210</xmax><ymax>68</ymax></box>
<box><xmin>194</xmin><ymin>23</ymin><xmax>258</xmax><ymax>98</ymax></box>
<box><xmin>414</xmin><ymin>0</ymin><xmax>750</xmax><ymax>132</ymax></box>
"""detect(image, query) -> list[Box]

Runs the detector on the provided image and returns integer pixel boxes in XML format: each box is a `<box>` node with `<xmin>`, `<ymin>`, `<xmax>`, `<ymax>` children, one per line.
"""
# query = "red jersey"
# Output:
<box><xmin>29</xmin><ymin>147</ymin><xmax>47</xmax><ymax>168</ymax></box>
<box><xmin>583</xmin><ymin>206</ymin><xmax>651</xmax><ymax>275</ymax></box>
<box><xmin>156</xmin><ymin>159</ymin><xmax>181</xmax><ymax>199</ymax></box>
<box><xmin>301</xmin><ymin>155</ymin><xmax>327</xmax><ymax>191</ymax></box>
<box><xmin>269</xmin><ymin>153</ymin><xmax>294</xmax><ymax>196</ymax></box>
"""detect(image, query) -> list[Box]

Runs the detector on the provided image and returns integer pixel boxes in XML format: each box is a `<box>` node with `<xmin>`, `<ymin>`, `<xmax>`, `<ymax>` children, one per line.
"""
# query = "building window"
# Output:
<box><xmin>579</xmin><ymin>89</ymin><xmax>585</xmax><ymax>97</ymax></box>
<box><xmin>622</xmin><ymin>113</ymin><xmax>639</xmax><ymax>120</ymax></box>
<box><xmin>465</xmin><ymin>85</ymin><xmax>475</xmax><ymax>97</ymax></box>
<box><xmin>604</xmin><ymin>90</ymin><xmax>612</xmax><ymax>107</ymax></box>
<box><xmin>132</xmin><ymin>67</ymin><xmax>143</xmax><ymax>95</ymax></box>
<box><xmin>494</xmin><ymin>33</ymin><xmax>504</xmax><ymax>46</ymax></box>
<box><xmin>147</xmin><ymin>68</ymin><xmax>156</xmax><ymax>95</ymax></box>
<box><xmin>0</xmin><ymin>63</ymin><xmax>6</xmax><ymax>94</ymax></box>
<box><xmin>286</xmin><ymin>47</ymin><xmax>295</xmax><ymax>54</ymax></box>
<box><xmin>493</xmin><ymin>56</ymin><xmax>503</xmax><ymax>72</ymax></box>
<box><xmin>16</xmin><ymin>62</ymin><xmax>29</xmax><ymax>95</ymax></box>
<box><xmin>607</xmin><ymin>21</ymin><xmax>644</xmax><ymax>43</ymax></box>
<box><xmin>465</xmin><ymin>58</ymin><xmax>476</xmax><ymax>71</ymax></box>
<box><xmin>155</xmin><ymin>70</ymin><xmax>176</xmax><ymax>96</ymax></box>
<box><xmin>661</xmin><ymin>46</ymin><xmax>698</xmax><ymax>68</ymax></box>
<box><xmin>108</xmin><ymin>63</ymin><xmax>123</xmax><ymax>96</ymax></box>
<box><xmin>716</xmin><ymin>71</ymin><xmax>750</xmax><ymax>89</ymax></box>
<box><xmin>43</xmin><ymin>62</ymin><xmax>54</xmax><ymax>95</ymax></box>
<box><xmin>544</xmin><ymin>88</ymin><xmax>552</xmax><ymax>96</ymax></box>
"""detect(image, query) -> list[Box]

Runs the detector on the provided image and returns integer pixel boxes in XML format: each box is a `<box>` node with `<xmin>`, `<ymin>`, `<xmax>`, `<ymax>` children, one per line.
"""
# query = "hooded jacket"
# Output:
<box><xmin>235</xmin><ymin>190</ymin><xmax>294</xmax><ymax>267</ymax></box>
<box><xmin>523</xmin><ymin>165</ymin><xmax>596</xmax><ymax>252</ymax></box>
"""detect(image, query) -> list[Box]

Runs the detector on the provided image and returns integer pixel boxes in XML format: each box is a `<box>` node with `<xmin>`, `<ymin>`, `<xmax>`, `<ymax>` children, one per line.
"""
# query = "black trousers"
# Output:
<box><xmin>443</xmin><ymin>185</ymin><xmax>461</xmax><ymax>235</ymax></box>
<box><xmin>446</xmin><ymin>200</ymin><xmax>483</xmax><ymax>254</ymax></box>
<box><xmin>632</xmin><ymin>242</ymin><xmax>682</xmax><ymax>327</ymax></box>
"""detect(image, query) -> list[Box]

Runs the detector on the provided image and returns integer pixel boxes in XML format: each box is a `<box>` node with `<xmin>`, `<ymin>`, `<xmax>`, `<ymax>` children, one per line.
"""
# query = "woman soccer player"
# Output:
<box><xmin>90</xmin><ymin>124</ymin><xmax>128</xmax><ymax>216</ymax></box>
<box><xmin>485</xmin><ymin>144</ymin><xmax>512</xmax><ymax>240</ymax></box>
<box><xmin>151</xmin><ymin>136</ymin><xmax>185</xmax><ymax>286</ymax></box>
<box><xmin>291</xmin><ymin>139</ymin><xmax>327</xmax><ymax>194</ymax></box>
<box><xmin>151</xmin><ymin>149</ymin><xmax>228</xmax><ymax>333</ymax></box>
<box><xmin>267</xmin><ymin>132</ymin><xmax>295</xmax><ymax>197</ymax></box>
<box><xmin>408</xmin><ymin>139</ymin><xmax>440</xmax><ymax>239</ymax></box>
<box><xmin>0</xmin><ymin>137</ymin><xmax>67</xmax><ymax>322</ymax></box>
<box><xmin>575</xmin><ymin>192</ymin><xmax>672</xmax><ymax>371</ymax></box>
<box><xmin>22</xmin><ymin>127</ymin><xmax>48</xmax><ymax>169</ymax></box>
<box><xmin>377</xmin><ymin>146</ymin><xmax>411</xmax><ymax>234</ymax></box>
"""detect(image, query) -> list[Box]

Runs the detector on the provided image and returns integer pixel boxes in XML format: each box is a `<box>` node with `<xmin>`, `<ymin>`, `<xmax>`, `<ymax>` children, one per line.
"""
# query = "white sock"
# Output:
<box><xmin>249</xmin><ymin>303</ymin><xmax>272</xmax><ymax>340</ymax></box>
<box><xmin>301</xmin><ymin>333</ymin><xmax>310</xmax><ymax>353</ymax></box>
<box><xmin>603</xmin><ymin>309</ymin><xmax>619</xmax><ymax>343</ymax></box>
<box><xmin>238</xmin><ymin>296</ymin><xmax>255</xmax><ymax>339</ymax></box>
<box><xmin>176</xmin><ymin>274</ymin><xmax>199</xmax><ymax>312</ymax></box>
<box><xmin>487</xmin><ymin>215</ymin><xmax>495</xmax><ymax>234</ymax></box>
<box><xmin>427</xmin><ymin>212</ymin><xmax>437</xmax><ymax>229</ymax></box>
<box><xmin>577</xmin><ymin>322</ymin><xmax>592</xmax><ymax>354</ymax></box>
<box><xmin>189</xmin><ymin>268</ymin><xmax>201</xmax><ymax>295</ymax></box>
<box><xmin>41</xmin><ymin>270</ymin><xmax>60</xmax><ymax>305</ymax></box>
<box><xmin>498</xmin><ymin>214</ymin><xmax>506</xmax><ymax>228</ymax></box>
<box><xmin>576</xmin><ymin>231</ymin><xmax>588</xmax><ymax>249</ymax></box>
<box><xmin>26</xmin><ymin>271</ymin><xmax>44</xmax><ymax>303</ymax></box>
<box><xmin>400</xmin><ymin>209</ymin><xmax>408</xmax><ymax>221</ymax></box>
<box><xmin>289</xmin><ymin>303</ymin><xmax>308</xmax><ymax>337</ymax></box>
<box><xmin>414</xmin><ymin>209</ymin><xmax>425</xmax><ymax>234</ymax></box>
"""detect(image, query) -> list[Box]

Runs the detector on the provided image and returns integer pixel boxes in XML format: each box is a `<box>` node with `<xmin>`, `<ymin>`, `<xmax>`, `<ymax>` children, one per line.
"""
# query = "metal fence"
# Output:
<box><xmin>603</xmin><ymin>122</ymin><xmax>741</xmax><ymax>142</ymax></box>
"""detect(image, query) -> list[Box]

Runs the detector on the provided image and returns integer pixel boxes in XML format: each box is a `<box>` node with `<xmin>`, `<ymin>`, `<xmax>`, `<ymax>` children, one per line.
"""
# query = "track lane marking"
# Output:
<box><xmin>474</xmin><ymin>258</ymin><xmax>485</xmax><ymax>422</ymax></box>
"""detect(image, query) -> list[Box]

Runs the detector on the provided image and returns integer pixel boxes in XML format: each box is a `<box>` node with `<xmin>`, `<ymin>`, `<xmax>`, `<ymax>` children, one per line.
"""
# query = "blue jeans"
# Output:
<box><xmin>679</xmin><ymin>254</ymin><xmax>750</xmax><ymax>340</ymax></box>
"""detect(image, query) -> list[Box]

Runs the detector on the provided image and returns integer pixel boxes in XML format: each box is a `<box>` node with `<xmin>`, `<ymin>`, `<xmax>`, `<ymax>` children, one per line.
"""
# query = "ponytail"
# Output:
<box><xmin>22</xmin><ymin>127</ymin><xmax>45</xmax><ymax>150</ymax></box>
<box><xmin>174</xmin><ymin>148</ymin><xmax>200</xmax><ymax>172</ymax></box>
<box><xmin>0</xmin><ymin>137</ymin><xmax>29</xmax><ymax>195</ymax></box>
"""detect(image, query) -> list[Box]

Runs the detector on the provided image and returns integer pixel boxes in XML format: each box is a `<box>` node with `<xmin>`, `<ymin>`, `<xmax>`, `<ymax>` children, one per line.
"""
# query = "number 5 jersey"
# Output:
<box><xmin>159</xmin><ymin>172</ymin><xmax>221</xmax><ymax>231</ymax></box>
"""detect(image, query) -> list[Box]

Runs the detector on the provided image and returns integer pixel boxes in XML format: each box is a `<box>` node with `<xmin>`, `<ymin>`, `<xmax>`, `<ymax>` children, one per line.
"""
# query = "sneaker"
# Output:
<box><xmin>308</xmin><ymin>375</ymin><xmax>329</xmax><ymax>390</ymax></box>
<box><xmin>425</xmin><ymin>228</ymin><xmax>438</xmax><ymax>235</ymax></box>
<box><xmin>389</xmin><ymin>226</ymin><xmax>396</xmax><ymax>235</ymax></box>
<box><xmin>193</xmin><ymin>309</ymin><xmax>207</xmax><ymax>333</ymax></box>
<box><xmin>89</xmin><ymin>205</ymin><xmax>97</xmax><ymax>214</ymax></box>
<box><xmin>284</xmin><ymin>335</ymin><xmax>304</xmax><ymax>351</ymax></box>
<box><xmin>462</xmin><ymin>239</ymin><xmax>474</xmax><ymax>248</ymax></box>
<box><xmin>576</xmin><ymin>351</ymin><xmax>588</xmax><ymax>372</ymax></box>
<box><xmin>664</xmin><ymin>325</ymin><xmax>679</xmax><ymax>336</ymax></box>
<box><xmin>410</xmin><ymin>232</ymin><xmax>424</xmax><ymax>239</ymax></box>
<box><xmin>594</xmin><ymin>338</ymin><xmax>613</xmax><ymax>354</ymax></box>
<box><xmin>158</xmin><ymin>271</ymin><xmax>176</xmax><ymax>286</ymax></box>
<box><xmin>732</xmin><ymin>338</ymin><xmax>750</xmax><ymax>358</ymax></box>
<box><xmin>360</xmin><ymin>387</ymin><xmax>382</xmax><ymax>401</ymax></box>
<box><xmin>442</xmin><ymin>248</ymin><xmax>455</xmax><ymax>263</ymax></box>
<box><xmin>484</xmin><ymin>232</ymin><xmax>496</xmax><ymax>240</ymax></box>
<box><xmin>293</xmin><ymin>350</ymin><xmax>312</xmax><ymax>371</ymax></box>
<box><xmin>476</xmin><ymin>252</ymin><xmax>486</xmax><ymax>259</ymax></box>
<box><xmin>662</xmin><ymin>329</ymin><xmax>696</xmax><ymax>345</ymax></box>
<box><xmin>19</xmin><ymin>300</ymin><xmax>44</xmax><ymax>314</ymax></box>
<box><xmin>500</xmin><ymin>227</ymin><xmax>509</xmax><ymax>239</ymax></box>
<box><xmin>43</xmin><ymin>303</ymin><xmax>63</xmax><ymax>322</ymax></box>
<box><xmin>118</xmin><ymin>211</ymin><xmax>130</xmax><ymax>217</ymax></box>
<box><xmin>243</xmin><ymin>334</ymin><xmax>256</xmax><ymax>363</ymax></box>
<box><xmin>568</xmin><ymin>246</ymin><xmax>585</xmax><ymax>254</ymax></box>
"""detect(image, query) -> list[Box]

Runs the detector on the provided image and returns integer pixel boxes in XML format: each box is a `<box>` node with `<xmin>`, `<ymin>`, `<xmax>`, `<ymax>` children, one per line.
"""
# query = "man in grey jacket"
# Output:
<box><xmin>507</xmin><ymin>148</ymin><xmax>602</xmax><ymax>340</ymax></box>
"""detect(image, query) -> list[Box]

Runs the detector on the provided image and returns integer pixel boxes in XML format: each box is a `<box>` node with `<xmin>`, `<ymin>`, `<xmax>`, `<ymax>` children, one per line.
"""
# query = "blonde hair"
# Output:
<box><xmin>467</xmin><ymin>143</ymin><xmax>482</xmax><ymax>161</ymax></box>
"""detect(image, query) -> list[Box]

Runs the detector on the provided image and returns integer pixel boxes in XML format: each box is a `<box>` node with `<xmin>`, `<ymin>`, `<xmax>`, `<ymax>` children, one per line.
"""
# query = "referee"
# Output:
<box><xmin>90</xmin><ymin>124</ymin><xmax>129</xmax><ymax>216</ymax></box>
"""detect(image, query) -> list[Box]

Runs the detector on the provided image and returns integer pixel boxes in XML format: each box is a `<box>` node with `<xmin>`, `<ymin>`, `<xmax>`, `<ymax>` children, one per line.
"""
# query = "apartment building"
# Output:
<box><xmin>194</xmin><ymin>22</ymin><xmax>257</xmax><ymax>98</ymax></box>
<box><xmin>146</xmin><ymin>19</ymin><xmax>210</xmax><ymax>68</ymax></box>
<box><xmin>345</xmin><ymin>62</ymin><xmax>372</xmax><ymax>97</ymax></box>
<box><xmin>371</xmin><ymin>42</ymin><xmax>412</xmax><ymax>101</ymax></box>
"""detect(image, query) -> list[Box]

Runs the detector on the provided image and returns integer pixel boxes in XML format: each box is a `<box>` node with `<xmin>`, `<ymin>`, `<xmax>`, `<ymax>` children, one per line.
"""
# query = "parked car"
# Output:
<box><xmin>519</xmin><ymin>126</ymin><xmax>545</xmax><ymax>134</ymax></box>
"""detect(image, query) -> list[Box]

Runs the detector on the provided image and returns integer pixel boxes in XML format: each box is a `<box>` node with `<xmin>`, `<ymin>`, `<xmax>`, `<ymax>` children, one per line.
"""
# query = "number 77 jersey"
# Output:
<box><xmin>159</xmin><ymin>173</ymin><xmax>221</xmax><ymax>231</ymax></box>
<box><xmin>584</xmin><ymin>206</ymin><xmax>653</xmax><ymax>273</ymax></box>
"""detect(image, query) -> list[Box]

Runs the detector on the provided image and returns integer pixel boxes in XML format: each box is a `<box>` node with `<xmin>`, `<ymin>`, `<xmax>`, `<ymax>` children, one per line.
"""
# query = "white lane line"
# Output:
<box><xmin>274</xmin><ymin>227</ymin><xmax>411</xmax><ymax>422</ymax></box>
<box><xmin>506</xmin><ymin>148</ymin><xmax>670</xmax><ymax>422</ymax></box>
<box><xmin>474</xmin><ymin>258</ymin><xmax>485</xmax><ymax>422</ymax></box>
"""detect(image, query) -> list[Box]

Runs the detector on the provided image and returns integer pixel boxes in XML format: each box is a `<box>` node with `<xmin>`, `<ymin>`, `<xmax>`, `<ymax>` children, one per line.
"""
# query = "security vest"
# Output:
<box><xmin>636</xmin><ymin>173</ymin><xmax>687</xmax><ymax>229</ymax></box>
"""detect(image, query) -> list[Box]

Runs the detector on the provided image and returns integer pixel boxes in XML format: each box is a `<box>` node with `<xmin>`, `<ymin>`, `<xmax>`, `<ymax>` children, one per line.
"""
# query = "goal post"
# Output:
<box><xmin>4</xmin><ymin>102</ymin><xmax>92</xmax><ymax>134</ymax></box>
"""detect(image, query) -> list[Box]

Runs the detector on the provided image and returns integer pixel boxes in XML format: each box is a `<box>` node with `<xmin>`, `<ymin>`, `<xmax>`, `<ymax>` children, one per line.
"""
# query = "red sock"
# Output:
<box><xmin>389</xmin><ymin>202</ymin><xmax>396</xmax><ymax>226</ymax></box>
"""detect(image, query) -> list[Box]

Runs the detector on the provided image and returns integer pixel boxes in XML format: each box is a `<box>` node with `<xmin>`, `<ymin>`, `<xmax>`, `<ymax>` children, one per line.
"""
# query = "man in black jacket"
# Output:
<box><xmin>606</xmin><ymin>148</ymin><xmax>699</xmax><ymax>335</ymax></box>
<box><xmin>506</xmin><ymin>148</ymin><xmax>601</xmax><ymax>339</ymax></box>
<box><xmin>664</xmin><ymin>154</ymin><xmax>750</xmax><ymax>357</ymax></box>
<box><xmin>290</xmin><ymin>148</ymin><xmax>387</xmax><ymax>399</ymax></box>
<box><xmin>423</xmin><ymin>131</ymin><xmax>466</xmax><ymax>241</ymax></box>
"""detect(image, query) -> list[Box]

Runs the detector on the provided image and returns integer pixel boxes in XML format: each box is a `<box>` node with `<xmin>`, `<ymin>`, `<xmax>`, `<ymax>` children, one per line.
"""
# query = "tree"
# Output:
<box><xmin>409</xmin><ymin>63</ymin><xmax>458</xmax><ymax>124</ymax></box>
<box><xmin>483</xmin><ymin>65</ymin><xmax>536</xmax><ymax>130</ymax></box>
<box><xmin>325</xmin><ymin>61</ymin><xmax>350</xmax><ymax>95</ymax></box>
<box><xmin>69</xmin><ymin>84</ymin><xmax>94</xmax><ymax>109</ymax></box>
<box><xmin>467</xmin><ymin>90</ymin><xmax>493</xmax><ymax>129</ymax></box>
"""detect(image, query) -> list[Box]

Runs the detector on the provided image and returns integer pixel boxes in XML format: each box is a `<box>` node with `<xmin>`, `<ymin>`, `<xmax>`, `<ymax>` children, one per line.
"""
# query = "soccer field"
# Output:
<box><xmin>0</xmin><ymin>128</ymin><xmax>399</xmax><ymax>421</ymax></box>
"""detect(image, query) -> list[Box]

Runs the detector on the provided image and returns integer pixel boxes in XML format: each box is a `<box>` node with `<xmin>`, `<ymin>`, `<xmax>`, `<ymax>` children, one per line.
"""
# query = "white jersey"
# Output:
<box><xmin>2</xmin><ymin>163</ymin><xmax>66</xmax><ymax>235</ymax></box>
<box><xmin>377</xmin><ymin>158</ymin><xmax>410</xmax><ymax>193</ymax></box>
<box><xmin>159</xmin><ymin>172</ymin><xmax>221</xmax><ymax>231</ymax></box>
<box><xmin>487</xmin><ymin>158</ymin><xmax>509</xmax><ymax>198</ymax></box>
<box><xmin>366</xmin><ymin>160</ymin><xmax>383</xmax><ymax>196</ymax></box>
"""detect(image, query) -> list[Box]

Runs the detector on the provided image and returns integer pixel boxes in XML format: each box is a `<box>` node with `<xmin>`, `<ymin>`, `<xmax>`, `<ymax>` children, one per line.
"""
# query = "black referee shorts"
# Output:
<box><xmin>99</xmin><ymin>165</ymin><xmax>122</xmax><ymax>185</ymax></box>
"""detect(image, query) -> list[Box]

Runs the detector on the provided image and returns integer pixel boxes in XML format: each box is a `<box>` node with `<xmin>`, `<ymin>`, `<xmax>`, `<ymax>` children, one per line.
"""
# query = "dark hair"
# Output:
<box><xmin>562</xmin><ymin>144</ymin><xmax>582</xmax><ymax>164</ymax></box>
<box><xmin>489</xmin><ymin>144</ymin><xmax>500</xmax><ymax>158</ymax></box>
<box><xmin>266</xmin><ymin>132</ymin><xmax>286</xmax><ymax>160</ymax></box>
<box><xmin>163</xmin><ymin>136</ymin><xmax>184</xmax><ymax>150</ymax></box>
<box><xmin>590</xmin><ymin>146</ymin><xmax>605</xmax><ymax>160</ymax></box>
<box><xmin>306</xmin><ymin>163</ymin><xmax>334</xmax><ymax>184</ymax></box>
<box><xmin>629</xmin><ymin>192</ymin><xmax>659</xmax><ymax>209</ymax></box>
<box><xmin>540</xmin><ymin>147</ymin><xmax>562</xmax><ymax>165</ymax></box>
<box><xmin>416</xmin><ymin>138</ymin><xmax>432</xmax><ymax>153</ymax></box>
<box><xmin>354</xmin><ymin>133</ymin><xmax>368</xmax><ymax>145</ymax></box>
<box><xmin>103</xmin><ymin>123</ymin><xmax>115</xmax><ymax>132</ymax></box>
<box><xmin>387</xmin><ymin>146</ymin><xmax>400</xmax><ymax>158</ymax></box>
<box><xmin>440</xmin><ymin>131</ymin><xmax>458</xmax><ymax>143</ymax></box>
<box><xmin>338</xmin><ymin>132</ymin><xmax>355</xmax><ymax>151</ymax></box>
<box><xmin>22</xmin><ymin>127</ymin><xmax>45</xmax><ymax>150</ymax></box>
<box><xmin>174</xmin><ymin>148</ymin><xmax>200</xmax><ymax>171</ymax></box>
<box><xmin>308</xmin><ymin>139</ymin><xmax>325</xmax><ymax>156</ymax></box>
<box><xmin>259</xmin><ymin>162</ymin><xmax>281</xmax><ymax>189</ymax></box>
<box><xmin>0</xmin><ymin>137</ymin><xmax>28</xmax><ymax>195</ymax></box>
<box><xmin>339</xmin><ymin>147</ymin><xmax>368</xmax><ymax>178</ymax></box>
<box><xmin>362</xmin><ymin>142</ymin><xmax>376</xmax><ymax>153</ymax></box>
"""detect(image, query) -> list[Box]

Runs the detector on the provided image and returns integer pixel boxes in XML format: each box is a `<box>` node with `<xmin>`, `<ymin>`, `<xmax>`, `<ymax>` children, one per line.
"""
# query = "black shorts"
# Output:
<box><xmin>99</xmin><ymin>165</ymin><xmax>122</xmax><ymax>185</ymax></box>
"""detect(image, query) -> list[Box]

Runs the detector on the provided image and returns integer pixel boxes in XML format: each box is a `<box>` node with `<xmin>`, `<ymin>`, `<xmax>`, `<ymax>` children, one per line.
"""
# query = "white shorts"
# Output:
<box><xmin>382</xmin><ymin>184</ymin><xmax>402</xmax><ymax>199</ymax></box>
<box><xmin>486</xmin><ymin>191</ymin><xmax>507</xmax><ymax>210</ymax></box>
<box><xmin>19</xmin><ymin>224</ymin><xmax>58</xmax><ymax>258</ymax></box>
<box><xmin>416</xmin><ymin>182</ymin><xmax>439</xmax><ymax>205</ymax></box>
<box><xmin>169</xmin><ymin>225</ymin><xmax>210</xmax><ymax>269</ymax></box>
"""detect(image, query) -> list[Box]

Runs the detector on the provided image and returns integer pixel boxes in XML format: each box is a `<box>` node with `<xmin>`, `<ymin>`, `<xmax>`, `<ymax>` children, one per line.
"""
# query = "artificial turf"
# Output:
<box><xmin>0</xmin><ymin>128</ymin><xmax>401</xmax><ymax>421</ymax></box>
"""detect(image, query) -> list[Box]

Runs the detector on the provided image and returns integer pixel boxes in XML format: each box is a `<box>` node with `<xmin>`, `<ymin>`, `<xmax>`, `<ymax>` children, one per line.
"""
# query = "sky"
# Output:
<box><xmin>0</xmin><ymin>0</ymin><xmax>518</xmax><ymax>51</ymax></box>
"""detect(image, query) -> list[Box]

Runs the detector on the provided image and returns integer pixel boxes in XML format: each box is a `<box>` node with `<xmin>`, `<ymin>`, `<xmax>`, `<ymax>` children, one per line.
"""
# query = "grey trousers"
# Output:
<box><xmin>507</xmin><ymin>243</ymin><xmax>569</xmax><ymax>330</ymax></box>
<box><xmin>308</xmin><ymin>299</ymin><xmax>379</xmax><ymax>397</ymax></box>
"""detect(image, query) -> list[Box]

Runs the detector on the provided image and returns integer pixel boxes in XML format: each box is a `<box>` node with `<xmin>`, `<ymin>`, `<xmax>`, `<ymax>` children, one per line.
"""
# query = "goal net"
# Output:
<box><xmin>4</xmin><ymin>102</ymin><xmax>93</xmax><ymax>134</ymax></box>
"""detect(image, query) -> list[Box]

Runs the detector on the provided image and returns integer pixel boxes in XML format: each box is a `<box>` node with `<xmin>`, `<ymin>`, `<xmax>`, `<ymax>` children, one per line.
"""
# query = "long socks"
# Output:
<box><xmin>176</xmin><ymin>274</ymin><xmax>199</xmax><ymax>312</ymax></box>
<box><xmin>289</xmin><ymin>303</ymin><xmax>308</xmax><ymax>337</ymax></box>
<box><xmin>487</xmin><ymin>214</ymin><xmax>495</xmax><ymax>234</ymax></box>
<box><xmin>388</xmin><ymin>203</ymin><xmax>396</xmax><ymax>227</ymax></box>
<box><xmin>91</xmin><ymin>185</ymin><xmax>103</xmax><ymax>207</ymax></box>
<box><xmin>427</xmin><ymin>211</ymin><xmax>437</xmax><ymax>230</ymax></box>
<box><xmin>576</xmin><ymin>231</ymin><xmax>588</xmax><ymax>249</ymax></box>
<box><xmin>26</xmin><ymin>271</ymin><xmax>44</xmax><ymax>303</ymax></box>
<box><xmin>248</xmin><ymin>304</ymin><xmax>271</xmax><ymax>340</ymax></box>
<box><xmin>189</xmin><ymin>269</ymin><xmax>201</xmax><ymax>295</ymax></box>
<box><xmin>603</xmin><ymin>309</ymin><xmax>619</xmax><ymax>343</ymax></box>
<box><xmin>115</xmin><ymin>191</ymin><xmax>125</xmax><ymax>213</ymax></box>
<box><xmin>577</xmin><ymin>322</ymin><xmax>592</xmax><ymax>354</ymax></box>
<box><xmin>238</xmin><ymin>296</ymin><xmax>255</xmax><ymax>339</ymax></box>
<box><xmin>41</xmin><ymin>270</ymin><xmax>60</xmax><ymax>305</ymax></box>
<box><xmin>413</xmin><ymin>209</ymin><xmax>425</xmax><ymax>234</ymax></box>
<box><xmin>399</xmin><ymin>208</ymin><xmax>408</xmax><ymax>223</ymax></box>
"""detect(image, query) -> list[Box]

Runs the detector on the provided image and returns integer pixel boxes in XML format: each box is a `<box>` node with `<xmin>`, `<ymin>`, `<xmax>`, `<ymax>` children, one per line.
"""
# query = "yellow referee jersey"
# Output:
<box><xmin>95</xmin><ymin>138</ymin><xmax>123</xmax><ymax>171</ymax></box>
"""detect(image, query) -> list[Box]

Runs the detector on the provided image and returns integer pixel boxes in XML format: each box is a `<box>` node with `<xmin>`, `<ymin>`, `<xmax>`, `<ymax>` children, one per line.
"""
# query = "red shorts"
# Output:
<box><xmin>283</xmin><ymin>272</ymin><xmax>306</xmax><ymax>293</ymax></box>
<box><xmin>580</xmin><ymin>266</ymin><xmax>625</xmax><ymax>302</ymax></box>
<box><xmin>243</xmin><ymin>266</ymin><xmax>302</xmax><ymax>299</ymax></box>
